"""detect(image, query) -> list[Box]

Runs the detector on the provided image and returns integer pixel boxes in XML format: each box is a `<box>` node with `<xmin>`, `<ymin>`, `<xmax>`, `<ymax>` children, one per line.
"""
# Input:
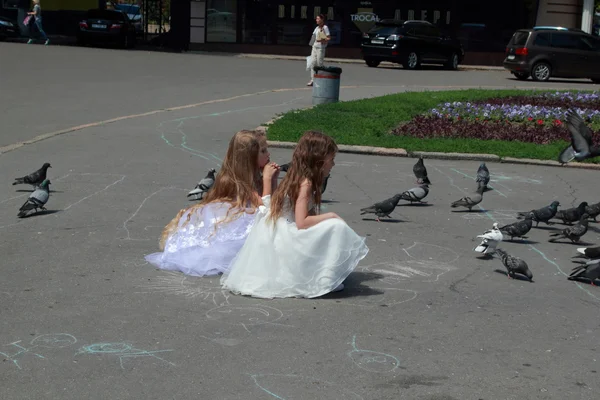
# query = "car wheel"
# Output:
<box><xmin>444</xmin><ymin>52</ymin><xmax>459</xmax><ymax>70</ymax></box>
<box><xmin>513</xmin><ymin>71</ymin><xmax>530</xmax><ymax>81</ymax></box>
<box><xmin>531</xmin><ymin>62</ymin><xmax>551</xmax><ymax>82</ymax></box>
<box><xmin>403</xmin><ymin>51</ymin><xmax>420</xmax><ymax>70</ymax></box>
<box><xmin>365</xmin><ymin>59</ymin><xmax>380</xmax><ymax>68</ymax></box>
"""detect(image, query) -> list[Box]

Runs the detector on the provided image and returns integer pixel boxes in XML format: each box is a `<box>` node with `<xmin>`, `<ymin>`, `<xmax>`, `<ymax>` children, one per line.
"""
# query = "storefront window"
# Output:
<box><xmin>275</xmin><ymin>2</ymin><xmax>342</xmax><ymax>46</ymax></box>
<box><xmin>242</xmin><ymin>0</ymin><xmax>273</xmax><ymax>44</ymax></box>
<box><xmin>207</xmin><ymin>0</ymin><xmax>238</xmax><ymax>43</ymax></box>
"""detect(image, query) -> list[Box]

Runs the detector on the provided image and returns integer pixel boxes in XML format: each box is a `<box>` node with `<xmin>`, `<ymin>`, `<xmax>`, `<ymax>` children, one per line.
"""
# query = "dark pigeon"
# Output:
<box><xmin>360</xmin><ymin>193</ymin><xmax>403</xmax><ymax>222</ymax></box>
<box><xmin>584</xmin><ymin>201</ymin><xmax>600</xmax><ymax>222</ymax></box>
<box><xmin>12</xmin><ymin>162</ymin><xmax>51</xmax><ymax>189</ymax></box>
<box><xmin>549</xmin><ymin>213</ymin><xmax>589</xmax><ymax>243</ymax></box>
<box><xmin>413</xmin><ymin>156</ymin><xmax>431</xmax><ymax>185</ymax></box>
<box><xmin>569</xmin><ymin>259</ymin><xmax>600</xmax><ymax>286</ymax></box>
<box><xmin>187</xmin><ymin>168</ymin><xmax>216</xmax><ymax>200</ymax></box>
<box><xmin>495</xmin><ymin>248</ymin><xmax>533</xmax><ymax>282</ymax></box>
<box><xmin>517</xmin><ymin>200</ymin><xmax>560</xmax><ymax>227</ymax></box>
<box><xmin>18</xmin><ymin>179</ymin><xmax>51</xmax><ymax>218</ymax></box>
<box><xmin>499</xmin><ymin>213</ymin><xmax>533</xmax><ymax>240</ymax></box>
<box><xmin>558</xmin><ymin>109</ymin><xmax>600</xmax><ymax>163</ymax></box>
<box><xmin>554</xmin><ymin>201</ymin><xmax>588</xmax><ymax>225</ymax></box>
<box><xmin>475</xmin><ymin>162</ymin><xmax>490</xmax><ymax>189</ymax></box>
<box><xmin>573</xmin><ymin>245</ymin><xmax>600</xmax><ymax>260</ymax></box>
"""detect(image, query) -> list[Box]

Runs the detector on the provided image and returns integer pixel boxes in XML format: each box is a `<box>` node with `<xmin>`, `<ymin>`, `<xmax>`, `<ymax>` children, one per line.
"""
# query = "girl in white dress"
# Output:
<box><xmin>221</xmin><ymin>131</ymin><xmax>369</xmax><ymax>298</ymax></box>
<box><xmin>145</xmin><ymin>130</ymin><xmax>280</xmax><ymax>276</ymax></box>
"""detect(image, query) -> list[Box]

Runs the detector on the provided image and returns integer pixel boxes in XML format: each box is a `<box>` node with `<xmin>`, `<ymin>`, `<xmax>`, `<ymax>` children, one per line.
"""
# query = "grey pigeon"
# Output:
<box><xmin>399</xmin><ymin>184</ymin><xmax>429</xmax><ymax>203</ymax></box>
<box><xmin>517</xmin><ymin>200</ymin><xmax>560</xmax><ymax>227</ymax></box>
<box><xmin>569</xmin><ymin>259</ymin><xmax>600</xmax><ymax>286</ymax></box>
<box><xmin>475</xmin><ymin>162</ymin><xmax>490</xmax><ymax>189</ymax></box>
<box><xmin>549</xmin><ymin>213</ymin><xmax>589</xmax><ymax>243</ymax></box>
<box><xmin>499</xmin><ymin>213</ymin><xmax>533</xmax><ymax>240</ymax></box>
<box><xmin>360</xmin><ymin>193</ymin><xmax>403</xmax><ymax>222</ymax></box>
<box><xmin>280</xmin><ymin>161</ymin><xmax>329</xmax><ymax>194</ymax></box>
<box><xmin>573</xmin><ymin>245</ymin><xmax>600</xmax><ymax>260</ymax></box>
<box><xmin>17</xmin><ymin>179</ymin><xmax>51</xmax><ymax>218</ymax></box>
<box><xmin>412</xmin><ymin>157</ymin><xmax>431</xmax><ymax>185</ymax></box>
<box><xmin>450</xmin><ymin>185</ymin><xmax>484</xmax><ymax>211</ymax></box>
<box><xmin>12</xmin><ymin>162</ymin><xmax>51</xmax><ymax>189</ymax></box>
<box><xmin>187</xmin><ymin>168</ymin><xmax>216</xmax><ymax>200</ymax></box>
<box><xmin>494</xmin><ymin>248</ymin><xmax>533</xmax><ymax>282</ymax></box>
<box><xmin>553</xmin><ymin>201</ymin><xmax>588</xmax><ymax>225</ymax></box>
<box><xmin>558</xmin><ymin>109</ymin><xmax>600</xmax><ymax>163</ymax></box>
<box><xmin>584</xmin><ymin>201</ymin><xmax>600</xmax><ymax>222</ymax></box>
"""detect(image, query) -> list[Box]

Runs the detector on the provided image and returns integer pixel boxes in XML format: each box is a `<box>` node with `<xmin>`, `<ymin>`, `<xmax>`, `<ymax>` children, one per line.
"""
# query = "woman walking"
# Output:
<box><xmin>307</xmin><ymin>14</ymin><xmax>330</xmax><ymax>86</ymax></box>
<box><xmin>27</xmin><ymin>0</ymin><xmax>49</xmax><ymax>45</ymax></box>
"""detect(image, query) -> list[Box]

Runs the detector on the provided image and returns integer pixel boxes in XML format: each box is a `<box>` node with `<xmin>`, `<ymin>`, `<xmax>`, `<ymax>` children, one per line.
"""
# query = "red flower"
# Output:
<box><xmin>554</xmin><ymin>119</ymin><xmax>562</xmax><ymax>125</ymax></box>
<box><xmin>537</xmin><ymin>119</ymin><xmax>544</xmax><ymax>125</ymax></box>
<box><xmin>528</xmin><ymin>117</ymin><xmax>533</xmax><ymax>121</ymax></box>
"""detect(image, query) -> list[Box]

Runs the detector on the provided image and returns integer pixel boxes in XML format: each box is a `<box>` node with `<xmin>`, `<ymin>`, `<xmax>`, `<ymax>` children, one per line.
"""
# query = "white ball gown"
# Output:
<box><xmin>145</xmin><ymin>200</ymin><xmax>266</xmax><ymax>277</ymax></box>
<box><xmin>221</xmin><ymin>197</ymin><xmax>369</xmax><ymax>298</ymax></box>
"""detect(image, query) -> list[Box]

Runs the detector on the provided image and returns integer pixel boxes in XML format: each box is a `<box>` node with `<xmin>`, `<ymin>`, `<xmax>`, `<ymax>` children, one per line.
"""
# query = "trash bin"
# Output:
<box><xmin>312</xmin><ymin>66</ymin><xmax>342</xmax><ymax>105</ymax></box>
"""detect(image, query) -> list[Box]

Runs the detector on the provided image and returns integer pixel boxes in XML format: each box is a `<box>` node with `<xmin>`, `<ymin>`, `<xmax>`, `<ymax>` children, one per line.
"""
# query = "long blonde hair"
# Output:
<box><xmin>268</xmin><ymin>131</ymin><xmax>337</xmax><ymax>222</ymax></box>
<box><xmin>159</xmin><ymin>130</ymin><xmax>264</xmax><ymax>250</ymax></box>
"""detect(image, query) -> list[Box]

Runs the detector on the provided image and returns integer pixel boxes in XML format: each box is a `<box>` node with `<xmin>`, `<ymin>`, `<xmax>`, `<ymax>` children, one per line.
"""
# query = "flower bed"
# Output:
<box><xmin>392</xmin><ymin>91</ymin><xmax>600</xmax><ymax>145</ymax></box>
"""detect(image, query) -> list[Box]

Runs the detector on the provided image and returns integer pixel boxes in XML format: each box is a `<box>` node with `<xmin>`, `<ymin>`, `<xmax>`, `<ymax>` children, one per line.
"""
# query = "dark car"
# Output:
<box><xmin>360</xmin><ymin>20</ymin><xmax>464</xmax><ymax>70</ymax></box>
<box><xmin>77</xmin><ymin>9</ymin><xmax>136</xmax><ymax>48</ymax></box>
<box><xmin>0</xmin><ymin>16</ymin><xmax>19</xmax><ymax>41</ymax></box>
<box><xmin>503</xmin><ymin>27</ymin><xmax>600</xmax><ymax>82</ymax></box>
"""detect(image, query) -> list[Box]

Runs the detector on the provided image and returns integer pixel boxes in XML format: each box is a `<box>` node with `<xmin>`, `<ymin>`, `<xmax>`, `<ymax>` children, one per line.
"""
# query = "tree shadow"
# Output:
<box><xmin>493</xmin><ymin>269</ymin><xmax>534</xmax><ymax>282</ymax></box>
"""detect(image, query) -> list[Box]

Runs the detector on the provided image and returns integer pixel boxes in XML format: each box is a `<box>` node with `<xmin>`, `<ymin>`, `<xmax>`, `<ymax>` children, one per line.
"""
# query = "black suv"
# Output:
<box><xmin>360</xmin><ymin>20</ymin><xmax>464</xmax><ymax>70</ymax></box>
<box><xmin>503</xmin><ymin>27</ymin><xmax>600</xmax><ymax>82</ymax></box>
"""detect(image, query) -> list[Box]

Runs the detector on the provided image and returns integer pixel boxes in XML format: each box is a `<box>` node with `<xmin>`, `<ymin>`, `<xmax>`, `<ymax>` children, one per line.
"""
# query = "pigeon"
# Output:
<box><xmin>553</xmin><ymin>201</ymin><xmax>588</xmax><ymax>225</ymax></box>
<box><xmin>558</xmin><ymin>109</ymin><xmax>600</xmax><ymax>163</ymax></box>
<box><xmin>412</xmin><ymin>156</ymin><xmax>431</xmax><ymax>185</ymax></box>
<box><xmin>499</xmin><ymin>213</ymin><xmax>533</xmax><ymax>240</ymax></box>
<box><xmin>280</xmin><ymin>162</ymin><xmax>329</xmax><ymax>194</ymax></box>
<box><xmin>450</xmin><ymin>186</ymin><xmax>485</xmax><ymax>211</ymax></box>
<box><xmin>584</xmin><ymin>201</ymin><xmax>600</xmax><ymax>222</ymax></box>
<box><xmin>12</xmin><ymin>162</ymin><xmax>51</xmax><ymax>189</ymax></box>
<box><xmin>17</xmin><ymin>179</ymin><xmax>51</xmax><ymax>218</ymax></box>
<box><xmin>474</xmin><ymin>222</ymin><xmax>503</xmax><ymax>256</ymax></box>
<box><xmin>360</xmin><ymin>193</ymin><xmax>403</xmax><ymax>222</ymax></box>
<box><xmin>549</xmin><ymin>213</ymin><xmax>589</xmax><ymax>243</ymax></box>
<box><xmin>399</xmin><ymin>184</ymin><xmax>429</xmax><ymax>203</ymax></box>
<box><xmin>475</xmin><ymin>162</ymin><xmax>490</xmax><ymax>189</ymax></box>
<box><xmin>517</xmin><ymin>201</ymin><xmax>560</xmax><ymax>227</ymax></box>
<box><xmin>494</xmin><ymin>248</ymin><xmax>533</xmax><ymax>282</ymax></box>
<box><xmin>187</xmin><ymin>168</ymin><xmax>216</xmax><ymax>200</ymax></box>
<box><xmin>568</xmin><ymin>259</ymin><xmax>600</xmax><ymax>286</ymax></box>
<box><xmin>573</xmin><ymin>245</ymin><xmax>600</xmax><ymax>260</ymax></box>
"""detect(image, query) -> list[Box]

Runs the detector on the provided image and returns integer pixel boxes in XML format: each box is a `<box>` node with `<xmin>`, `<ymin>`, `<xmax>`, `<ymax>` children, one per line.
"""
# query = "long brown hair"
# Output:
<box><xmin>159</xmin><ymin>130</ymin><xmax>264</xmax><ymax>250</ymax></box>
<box><xmin>268</xmin><ymin>130</ymin><xmax>337</xmax><ymax>222</ymax></box>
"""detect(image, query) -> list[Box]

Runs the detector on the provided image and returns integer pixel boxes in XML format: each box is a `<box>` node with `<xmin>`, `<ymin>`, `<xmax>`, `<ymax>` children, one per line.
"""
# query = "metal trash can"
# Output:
<box><xmin>312</xmin><ymin>66</ymin><xmax>342</xmax><ymax>105</ymax></box>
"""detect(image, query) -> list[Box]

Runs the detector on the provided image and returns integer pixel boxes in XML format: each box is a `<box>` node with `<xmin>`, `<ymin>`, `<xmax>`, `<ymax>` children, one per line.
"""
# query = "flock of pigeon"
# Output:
<box><xmin>10</xmin><ymin>109</ymin><xmax>599</xmax><ymax>285</ymax></box>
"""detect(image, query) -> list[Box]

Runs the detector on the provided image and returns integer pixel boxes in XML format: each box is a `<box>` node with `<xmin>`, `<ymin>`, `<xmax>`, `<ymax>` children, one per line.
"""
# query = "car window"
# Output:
<box><xmin>87</xmin><ymin>9</ymin><xmax>127</xmax><ymax>21</ymax></box>
<box><xmin>409</xmin><ymin>24</ymin><xmax>428</xmax><ymax>36</ymax></box>
<box><xmin>510</xmin><ymin>31</ymin><xmax>530</xmax><ymax>46</ymax></box>
<box><xmin>583</xmin><ymin>36</ymin><xmax>600</xmax><ymax>50</ymax></box>
<box><xmin>533</xmin><ymin>32</ymin><xmax>551</xmax><ymax>47</ymax></box>
<box><xmin>550</xmin><ymin>33</ymin><xmax>590</xmax><ymax>50</ymax></box>
<box><xmin>425</xmin><ymin>26</ymin><xmax>440</xmax><ymax>37</ymax></box>
<box><xmin>368</xmin><ymin>25</ymin><xmax>399</xmax><ymax>36</ymax></box>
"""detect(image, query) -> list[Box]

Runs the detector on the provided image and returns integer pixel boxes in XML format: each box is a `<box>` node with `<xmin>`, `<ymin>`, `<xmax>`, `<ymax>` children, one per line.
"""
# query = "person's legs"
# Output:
<box><xmin>35</xmin><ymin>20</ymin><xmax>48</xmax><ymax>43</ymax></box>
<box><xmin>307</xmin><ymin>46</ymin><xmax>318</xmax><ymax>84</ymax></box>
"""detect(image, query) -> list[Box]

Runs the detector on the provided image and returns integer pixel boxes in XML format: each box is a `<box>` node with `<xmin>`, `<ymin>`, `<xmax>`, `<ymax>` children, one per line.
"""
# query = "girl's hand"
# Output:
<box><xmin>262</xmin><ymin>162</ymin><xmax>280</xmax><ymax>181</ymax></box>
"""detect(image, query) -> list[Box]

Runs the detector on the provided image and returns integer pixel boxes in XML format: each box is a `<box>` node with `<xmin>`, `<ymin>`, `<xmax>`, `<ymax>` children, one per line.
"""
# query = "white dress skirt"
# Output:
<box><xmin>145</xmin><ymin>200</ymin><xmax>264</xmax><ymax>277</ymax></box>
<box><xmin>221</xmin><ymin>197</ymin><xmax>369</xmax><ymax>298</ymax></box>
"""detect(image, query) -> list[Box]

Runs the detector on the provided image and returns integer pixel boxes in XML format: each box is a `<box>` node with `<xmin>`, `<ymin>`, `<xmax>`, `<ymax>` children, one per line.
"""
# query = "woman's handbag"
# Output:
<box><xmin>23</xmin><ymin>15</ymin><xmax>32</xmax><ymax>26</ymax></box>
<box><xmin>308</xmin><ymin>33</ymin><xmax>315</xmax><ymax>47</ymax></box>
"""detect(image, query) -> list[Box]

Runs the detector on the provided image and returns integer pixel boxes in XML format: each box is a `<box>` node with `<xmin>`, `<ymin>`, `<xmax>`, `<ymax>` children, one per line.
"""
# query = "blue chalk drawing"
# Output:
<box><xmin>249</xmin><ymin>373</ymin><xmax>364</xmax><ymax>399</ymax></box>
<box><xmin>347</xmin><ymin>335</ymin><xmax>400</xmax><ymax>373</ymax></box>
<box><xmin>0</xmin><ymin>341</ymin><xmax>46</xmax><ymax>370</ymax></box>
<box><xmin>76</xmin><ymin>342</ymin><xmax>175</xmax><ymax>369</ymax></box>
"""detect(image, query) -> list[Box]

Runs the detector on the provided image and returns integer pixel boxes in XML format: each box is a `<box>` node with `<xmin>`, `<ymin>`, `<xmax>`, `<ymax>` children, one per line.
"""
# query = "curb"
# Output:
<box><xmin>237</xmin><ymin>53</ymin><xmax>505</xmax><ymax>71</ymax></box>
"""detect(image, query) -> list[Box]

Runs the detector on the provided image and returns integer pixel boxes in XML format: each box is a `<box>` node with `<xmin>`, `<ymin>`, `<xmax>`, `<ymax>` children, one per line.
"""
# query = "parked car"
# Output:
<box><xmin>113</xmin><ymin>3</ymin><xmax>143</xmax><ymax>34</ymax></box>
<box><xmin>0</xmin><ymin>16</ymin><xmax>19</xmax><ymax>41</ymax></box>
<box><xmin>77</xmin><ymin>9</ymin><xmax>136</xmax><ymax>48</ymax></box>
<box><xmin>503</xmin><ymin>27</ymin><xmax>600</xmax><ymax>82</ymax></box>
<box><xmin>360</xmin><ymin>19</ymin><xmax>464</xmax><ymax>70</ymax></box>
